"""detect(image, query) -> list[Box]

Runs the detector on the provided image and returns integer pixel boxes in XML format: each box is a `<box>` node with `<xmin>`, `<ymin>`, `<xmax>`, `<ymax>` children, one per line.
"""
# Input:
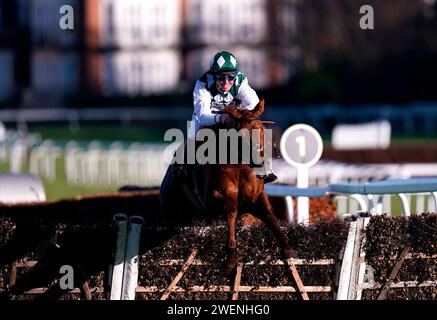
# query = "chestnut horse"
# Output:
<box><xmin>160</xmin><ymin>99</ymin><xmax>295</xmax><ymax>273</ymax></box>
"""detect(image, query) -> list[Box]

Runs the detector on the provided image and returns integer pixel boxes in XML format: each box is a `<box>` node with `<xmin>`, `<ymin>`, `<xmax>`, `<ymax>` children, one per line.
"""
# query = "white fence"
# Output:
<box><xmin>2</xmin><ymin>134</ymin><xmax>437</xmax><ymax>193</ymax></box>
<box><xmin>1</xmin><ymin>130</ymin><xmax>437</xmax><ymax>217</ymax></box>
<box><xmin>63</xmin><ymin>141</ymin><xmax>174</xmax><ymax>187</ymax></box>
<box><xmin>329</xmin><ymin>179</ymin><xmax>437</xmax><ymax>216</ymax></box>
<box><xmin>0</xmin><ymin>135</ymin><xmax>179</xmax><ymax>188</ymax></box>
<box><xmin>265</xmin><ymin>178</ymin><xmax>437</xmax><ymax>221</ymax></box>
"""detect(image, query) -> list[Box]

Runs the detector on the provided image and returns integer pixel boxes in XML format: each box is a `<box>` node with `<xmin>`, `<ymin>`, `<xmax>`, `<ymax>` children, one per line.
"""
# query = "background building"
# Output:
<box><xmin>0</xmin><ymin>50</ymin><xmax>15</xmax><ymax>103</ymax></box>
<box><xmin>0</xmin><ymin>0</ymin><xmax>304</xmax><ymax>107</ymax></box>
<box><xmin>1</xmin><ymin>0</ymin><xmax>437</xmax><ymax>108</ymax></box>
<box><xmin>84</xmin><ymin>0</ymin><xmax>181</xmax><ymax>49</ymax></box>
<box><xmin>30</xmin><ymin>0</ymin><xmax>79</xmax><ymax>48</ymax></box>
<box><xmin>88</xmin><ymin>50</ymin><xmax>181</xmax><ymax>96</ymax></box>
<box><xmin>0</xmin><ymin>1</ymin><xmax>26</xmax><ymax>105</ymax></box>
<box><xmin>184</xmin><ymin>0</ymin><xmax>267</xmax><ymax>45</ymax></box>
<box><xmin>84</xmin><ymin>0</ymin><xmax>182</xmax><ymax>97</ymax></box>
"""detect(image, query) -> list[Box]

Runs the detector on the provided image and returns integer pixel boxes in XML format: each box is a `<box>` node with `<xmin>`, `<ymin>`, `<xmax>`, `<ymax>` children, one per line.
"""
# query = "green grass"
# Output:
<box><xmin>27</xmin><ymin>124</ymin><xmax>166</xmax><ymax>142</ymax></box>
<box><xmin>0</xmin><ymin>162</ymin><xmax>9</xmax><ymax>173</ymax></box>
<box><xmin>43</xmin><ymin>155</ymin><xmax>117</xmax><ymax>200</ymax></box>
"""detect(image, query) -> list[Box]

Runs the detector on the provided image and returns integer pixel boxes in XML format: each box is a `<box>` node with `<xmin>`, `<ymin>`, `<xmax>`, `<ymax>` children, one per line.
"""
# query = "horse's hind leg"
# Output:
<box><xmin>254</xmin><ymin>191</ymin><xmax>297</xmax><ymax>259</ymax></box>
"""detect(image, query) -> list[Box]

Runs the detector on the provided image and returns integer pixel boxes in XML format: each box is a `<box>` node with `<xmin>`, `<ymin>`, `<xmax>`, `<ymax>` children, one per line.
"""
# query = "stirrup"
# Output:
<box><xmin>256</xmin><ymin>173</ymin><xmax>278</xmax><ymax>184</ymax></box>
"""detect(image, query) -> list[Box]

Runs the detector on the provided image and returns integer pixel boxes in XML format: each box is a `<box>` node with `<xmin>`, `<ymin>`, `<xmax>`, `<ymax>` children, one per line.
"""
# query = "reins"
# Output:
<box><xmin>212</xmin><ymin>110</ymin><xmax>280</xmax><ymax>158</ymax></box>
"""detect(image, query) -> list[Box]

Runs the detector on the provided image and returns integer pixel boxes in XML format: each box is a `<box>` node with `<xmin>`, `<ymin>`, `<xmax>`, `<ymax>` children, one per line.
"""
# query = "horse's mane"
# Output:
<box><xmin>224</xmin><ymin>99</ymin><xmax>265</xmax><ymax>120</ymax></box>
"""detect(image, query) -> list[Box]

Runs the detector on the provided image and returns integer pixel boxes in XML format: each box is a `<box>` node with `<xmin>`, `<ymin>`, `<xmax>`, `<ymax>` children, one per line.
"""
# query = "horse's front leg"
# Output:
<box><xmin>255</xmin><ymin>191</ymin><xmax>297</xmax><ymax>259</ymax></box>
<box><xmin>214</xmin><ymin>187</ymin><xmax>239</xmax><ymax>275</ymax></box>
<box><xmin>225</xmin><ymin>209</ymin><xmax>238</xmax><ymax>275</ymax></box>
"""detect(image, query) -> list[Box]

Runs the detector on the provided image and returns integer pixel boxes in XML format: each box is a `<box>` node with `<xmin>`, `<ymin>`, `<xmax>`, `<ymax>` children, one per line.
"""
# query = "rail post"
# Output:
<box><xmin>110</xmin><ymin>213</ymin><xmax>128</xmax><ymax>300</ymax></box>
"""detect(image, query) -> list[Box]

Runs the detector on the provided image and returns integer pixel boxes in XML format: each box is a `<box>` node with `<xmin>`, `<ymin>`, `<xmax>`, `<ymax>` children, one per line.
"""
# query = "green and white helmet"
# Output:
<box><xmin>210</xmin><ymin>51</ymin><xmax>239</xmax><ymax>74</ymax></box>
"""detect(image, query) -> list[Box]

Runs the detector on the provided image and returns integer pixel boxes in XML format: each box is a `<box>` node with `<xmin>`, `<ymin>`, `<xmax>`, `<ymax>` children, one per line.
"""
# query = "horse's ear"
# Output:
<box><xmin>250</xmin><ymin>98</ymin><xmax>265</xmax><ymax>118</ymax></box>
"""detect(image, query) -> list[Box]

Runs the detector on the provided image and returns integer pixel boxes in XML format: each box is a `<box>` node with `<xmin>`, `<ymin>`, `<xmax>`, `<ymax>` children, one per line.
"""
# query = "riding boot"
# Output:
<box><xmin>251</xmin><ymin>161</ymin><xmax>278</xmax><ymax>184</ymax></box>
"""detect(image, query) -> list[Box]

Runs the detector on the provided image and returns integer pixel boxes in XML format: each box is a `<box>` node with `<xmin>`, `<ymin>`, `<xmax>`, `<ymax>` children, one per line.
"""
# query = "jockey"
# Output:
<box><xmin>188</xmin><ymin>50</ymin><xmax>277</xmax><ymax>184</ymax></box>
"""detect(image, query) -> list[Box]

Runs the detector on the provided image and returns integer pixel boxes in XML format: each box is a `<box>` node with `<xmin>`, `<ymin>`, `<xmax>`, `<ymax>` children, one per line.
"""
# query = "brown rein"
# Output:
<box><xmin>212</xmin><ymin>111</ymin><xmax>280</xmax><ymax>159</ymax></box>
<box><xmin>211</xmin><ymin>110</ymin><xmax>274</xmax><ymax>124</ymax></box>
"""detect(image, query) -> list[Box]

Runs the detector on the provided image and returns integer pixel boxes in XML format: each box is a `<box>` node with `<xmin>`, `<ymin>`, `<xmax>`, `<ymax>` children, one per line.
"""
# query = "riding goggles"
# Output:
<box><xmin>214</xmin><ymin>73</ymin><xmax>237</xmax><ymax>82</ymax></box>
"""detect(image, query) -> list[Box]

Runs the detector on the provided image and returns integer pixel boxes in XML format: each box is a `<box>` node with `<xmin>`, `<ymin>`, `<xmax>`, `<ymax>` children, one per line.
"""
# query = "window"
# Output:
<box><xmin>0</xmin><ymin>4</ymin><xmax>3</xmax><ymax>31</ymax></box>
<box><xmin>107</xmin><ymin>3</ymin><xmax>114</xmax><ymax>42</ymax></box>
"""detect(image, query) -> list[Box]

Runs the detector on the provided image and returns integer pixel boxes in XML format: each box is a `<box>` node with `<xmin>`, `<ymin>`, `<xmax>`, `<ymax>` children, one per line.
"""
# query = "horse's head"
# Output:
<box><xmin>224</xmin><ymin>99</ymin><xmax>266</xmax><ymax>158</ymax></box>
<box><xmin>224</xmin><ymin>98</ymin><xmax>265</xmax><ymax>122</ymax></box>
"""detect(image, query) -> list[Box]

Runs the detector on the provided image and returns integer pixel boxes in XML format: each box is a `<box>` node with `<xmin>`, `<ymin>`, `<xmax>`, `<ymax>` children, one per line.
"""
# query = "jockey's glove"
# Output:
<box><xmin>216</xmin><ymin>114</ymin><xmax>234</xmax><ymax>126</ymax></box>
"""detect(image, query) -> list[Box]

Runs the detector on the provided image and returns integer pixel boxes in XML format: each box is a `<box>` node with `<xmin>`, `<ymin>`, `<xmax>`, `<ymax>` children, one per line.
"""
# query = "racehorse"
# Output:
<box><xmin>160</xmin><ymin>99</ymin><xmax>295</xmax><ymax>274</ymax></box>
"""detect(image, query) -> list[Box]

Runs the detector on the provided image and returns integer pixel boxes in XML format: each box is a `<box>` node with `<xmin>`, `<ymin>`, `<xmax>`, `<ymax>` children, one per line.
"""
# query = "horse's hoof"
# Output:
<box><xmin>224</xmin><ymin>257</ymin><xmax>237</xmax><ymax>275</ymax></box>
<box><xmin>282</xmin><ymin>247</ymin><xmax>298</xmax><ymax>259</ymax></box>
<box><xmin>224</xmin><ymin>252</ymin><xmax>237</xmax><ymax>275</ymax></box>
<box><xmin>225</xmin><ymin>263</ymin><xmax>236</xmax><ymax>276</ymax></box>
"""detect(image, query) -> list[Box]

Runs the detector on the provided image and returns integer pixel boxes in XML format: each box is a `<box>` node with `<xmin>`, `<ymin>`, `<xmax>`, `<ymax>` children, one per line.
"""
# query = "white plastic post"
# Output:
<box><xmin>10</xmin><ymin>139</ymin><xmax>27</xmax><ymax>173</ymax></box>
<box><xmin>279</xmin><ymin>124</ymin><xmax>323</xmax><ymax>225</ymax></box>
<box><xmin>336</xmin><ymin>196</ymin><xmax>348</xmax><ymax>216</ymax></box>
<box><xmin>356</xmin><ymin>217</ymin><xmax>370</xmax><ymax>300</ymax></box>
<box><xmin>47</xmin><ymin>146</ymin><xmax>61</xmax><ymax>182</ymax></box>
<box><xmin>122</xmin><ymin>216</ymin><xmax>144</xmax><ymax>300</ymax></box>
<box><xmin>29</xmin><ymin>148</ymin><xmax>42</xmax><ymax>176</ymax></box>
<box><xmin>110</xmin><ymin>213</ymin><xmax>128</xmax><ymax>300</ymax></box>
<box><xmin>297</xmin><ymin>167</ymin><xmax>309</xmax><ymax>224</ymax></box>
<box><xmin>337</xmin><ymin>220</ymin><xmax>358</xmax><ymax>300</ymax></box>
<box><xmin>432</xmin><ymin>192</ymin><xmax>437</xmax><ymax>212</ymax></box>
<box><xmin>350</xmin><ymin>194</ymin><xmax>368</xmax><ymax>212</ymax></box>
<box><xmin>416</xmin><ymin>194</ymin><xmax>425</xmax><ymax>214</ymax></box>
<box><xmin>367</xmin><ymin>195</ymin><xmax>382</xmax><ymax>215</ymax></box>
<box><xmin>383</xmin><ymin>194</ymin><xmax>391</xmax><ymax>214</ymax></box>
<box><xmin>285</xmin><ymin>196</ymin><xmax>294</xmax><ymax>224</ymax></box>
<box><xmin>398</xmin><ymin>193</ymin><xmax>411</xmax><ymax>217</ymax></box>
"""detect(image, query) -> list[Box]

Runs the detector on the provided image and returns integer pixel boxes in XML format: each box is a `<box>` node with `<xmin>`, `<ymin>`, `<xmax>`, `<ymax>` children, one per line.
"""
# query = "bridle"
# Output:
<box><xmin>212</xmin><ymin>111</ymin><xmax>280</xmax><ymax>159</ymax></box>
